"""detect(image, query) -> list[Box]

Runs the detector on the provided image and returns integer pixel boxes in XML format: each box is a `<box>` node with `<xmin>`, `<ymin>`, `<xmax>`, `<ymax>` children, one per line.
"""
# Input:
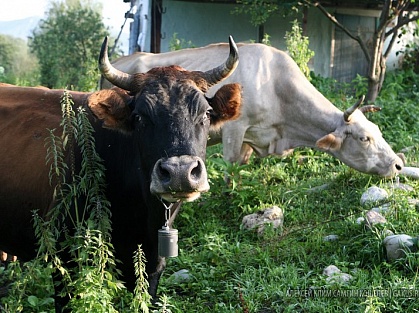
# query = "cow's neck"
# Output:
<box><xmin>274</xmin><ymin>94</ymin><xmax>343</xmax><ymax>155</ymax></box>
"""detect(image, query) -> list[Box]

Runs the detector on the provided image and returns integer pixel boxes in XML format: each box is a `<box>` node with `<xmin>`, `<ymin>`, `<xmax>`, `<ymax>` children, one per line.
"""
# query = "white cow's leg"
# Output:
<box><xmin>222</xmin><ymin>125</ymin><xmax>248</xmax><ymax>164</ymax></box>
<box><xmin>239</xmin><ymin>143</ymin><xmax>253</xmax><ymax>165</ymax></box>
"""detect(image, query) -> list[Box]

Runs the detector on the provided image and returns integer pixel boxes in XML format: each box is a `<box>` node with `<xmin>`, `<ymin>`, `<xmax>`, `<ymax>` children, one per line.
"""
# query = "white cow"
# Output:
<box><xmin>101</xmin><ymin>42</ymin><xmax>404</xmax><ymax>177</ymax></box>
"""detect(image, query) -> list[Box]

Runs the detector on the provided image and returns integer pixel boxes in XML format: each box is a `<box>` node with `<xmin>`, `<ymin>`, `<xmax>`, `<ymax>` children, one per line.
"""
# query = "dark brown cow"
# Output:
<box><xmin>0</xmin><ymin>36</ymin><xmax>242</xmax><ymax>312</ymax></box>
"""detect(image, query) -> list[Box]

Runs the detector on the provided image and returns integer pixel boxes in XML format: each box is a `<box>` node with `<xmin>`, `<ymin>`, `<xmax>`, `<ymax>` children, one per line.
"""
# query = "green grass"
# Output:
<box><xmin>1</xmin><ymin>70</ymin><xmax>419</xmax><ymax>312</ymax></box>
<box><xmin>158</xmin><ymin>144</ymin><xmax>419</xmax><ymax>312</ymax></box>
<box><xmin>156</xmin><ymin>70</ymin><xmax>419</xmax><ymax>313</ymax></box>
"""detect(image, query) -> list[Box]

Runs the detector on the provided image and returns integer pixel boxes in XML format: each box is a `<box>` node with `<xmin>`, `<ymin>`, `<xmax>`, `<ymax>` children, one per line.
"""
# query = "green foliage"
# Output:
<box><xmin>0</xmin><ymin>34</ymin><xmax>40</xmax><ymax>85</ymax></box>
<box><xmin>156</xmin><ymin>69</ymin><xmax>419</xmax><ymax>312</ymax></box>
<box><xmin>169</xmin><ymin>33</ymin><xmax>195</xmax><ymax>51</ymax></box>
<box><xmin>29</xmin><ymin>0</ymin><xmax>109</xmax><ymax>91</ymax></box>
<box><xmin>0</xmin><ymin>91</ymin><xmax>153</xmax><ymax>312</ymax></box>
<box><xmin>2</xmin><ymin>70</ymin><xmax>419</xmax><ymax>312</ymax></box>
<box><xmin>285</xmin><ymin>19</ymin><xmax>315</xmax><ymax>79</ymax></box>
<box><xmin>261</xmin><ymin>33</ymin><xmax>271</xmax><ymax>46</ymax></box>
<box><xmin>400</xmin><ymin>24</ymin><xmax>419</xmax><ymax>73</ymax></box>
<box><xmin>233</xmin><ymin>0</ymin><xmax>299</xmax><ymax>26</ymax></box>
<box><xmin>0</xmin><ymin>261</ymin><xmax>55</xmax><ymax>312</ymax></box>
<box><xmin>131</xmin><ymin>246</ymin><xmax>152</xmax><ymax>312</ymax></box>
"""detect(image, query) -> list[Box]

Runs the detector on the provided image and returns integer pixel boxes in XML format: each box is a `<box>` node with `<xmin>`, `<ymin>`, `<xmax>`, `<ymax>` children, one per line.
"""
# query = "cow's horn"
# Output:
<box><xmin>359</xmin><ymin>105</ymin><xmax>381</xmax><ymax>114</ymax></box>
<box><xmin>201</xmin><ymin>36</ymin><xmax>239</xmax><ymax>87</ymax></box>
<box><xmin>99</xmin><ymin>36</ymin><xmax>134</xmax><ymax>91</ymax></box>
<box><xmin>344</xmin><ymin>95</ymin><xmax>365</xmax><ymax>122</ymax></box>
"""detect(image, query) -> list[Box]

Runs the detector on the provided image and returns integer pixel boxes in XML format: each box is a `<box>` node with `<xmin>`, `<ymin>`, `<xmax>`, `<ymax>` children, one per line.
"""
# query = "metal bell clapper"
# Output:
<box><xmin>158</xmin><ymin>225</ymin><xmax>178</xmax><ymax>257</ymax></box>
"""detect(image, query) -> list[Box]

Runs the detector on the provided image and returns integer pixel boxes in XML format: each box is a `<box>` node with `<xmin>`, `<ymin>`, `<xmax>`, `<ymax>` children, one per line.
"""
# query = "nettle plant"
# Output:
<box><xmin>1</xmin><ymin>91</ymin><xmax>153</xmax><ymax>312</ymax></box>
<box><xmin>285</xmin><ymin>19</ymin><xmax>315</xmax><ymax>80</ymax></box>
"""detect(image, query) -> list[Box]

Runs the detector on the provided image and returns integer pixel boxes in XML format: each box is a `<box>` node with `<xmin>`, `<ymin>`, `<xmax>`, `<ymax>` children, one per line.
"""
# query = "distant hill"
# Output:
<box><xmin>0</xmin><ymin>16</ymin><xmax>41</xmax><ymax>40</ymax></box>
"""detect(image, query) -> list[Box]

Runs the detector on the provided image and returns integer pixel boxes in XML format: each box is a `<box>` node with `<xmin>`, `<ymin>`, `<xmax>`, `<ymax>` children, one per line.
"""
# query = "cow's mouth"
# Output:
<box><xmin>160</xmin><ymin>191</ymin><xmax>203</xmax><ymax>203</ymax></box>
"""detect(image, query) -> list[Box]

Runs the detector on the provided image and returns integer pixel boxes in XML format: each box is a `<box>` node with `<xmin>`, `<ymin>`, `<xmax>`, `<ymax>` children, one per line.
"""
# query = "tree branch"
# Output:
<box><xmin>307</xmin><ymin>1</ymin><xmax>371</xmax><ymax>63</ymax></box>
<box><xmin>385</xmin><ymin>15</ymin><xmax>419</xmax><ymax>38</ymax></box>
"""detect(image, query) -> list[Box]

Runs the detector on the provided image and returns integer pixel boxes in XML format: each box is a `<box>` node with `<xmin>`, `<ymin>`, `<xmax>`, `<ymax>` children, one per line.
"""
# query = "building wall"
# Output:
<box><xmin>161</xmin><ymin>1</ymin><xmax>261</xmax><ymax>50</ymax></box>
<box><xmin>160</xmin><ymin>1</ymin><xmax>333</xmax><ymax>77</ymax></box>
<box><xmin>306</xmin><ymin>8</ymin><xmax>333</xmax><ymax>77</ymax></box>
<box><xmin>158</xmin><ymin>0</ymin><xmax>411</xmax><ymax>79</ymax></box>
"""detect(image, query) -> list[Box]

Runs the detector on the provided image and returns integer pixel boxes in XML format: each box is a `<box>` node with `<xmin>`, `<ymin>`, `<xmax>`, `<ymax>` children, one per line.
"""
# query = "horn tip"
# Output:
<box><xmin>99</xmin><ymin>36</ymin><xmax>109</xmax><ymax>66</ymax></box>
<box><xmin>228</xmin><ymin>35</ymin><xmax>238</xmax><ymax>60</ymax></box>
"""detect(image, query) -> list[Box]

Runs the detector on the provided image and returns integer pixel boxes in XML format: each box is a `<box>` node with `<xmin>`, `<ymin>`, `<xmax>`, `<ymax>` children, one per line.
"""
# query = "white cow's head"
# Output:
<box><xmin>316</xmin><ymin>96</ymin><xmax>404</xmax><ymax>177</ymax></box>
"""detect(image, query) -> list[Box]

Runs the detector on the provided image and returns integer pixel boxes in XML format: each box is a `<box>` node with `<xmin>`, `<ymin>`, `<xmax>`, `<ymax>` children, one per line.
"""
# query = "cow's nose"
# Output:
<box><xmin>158</xmin><ymin>157</ymin><xmax>202</xmax><ymax>188</ymax></box>
<box><xmin>396</xmin><ymin>153</ymin><xmax>406</xmax><ymax>168</ymax></box>
<box><xmin>151</xmin><ymin>156</ymin><xmax>209</xmax><ymax>194</ymax></box>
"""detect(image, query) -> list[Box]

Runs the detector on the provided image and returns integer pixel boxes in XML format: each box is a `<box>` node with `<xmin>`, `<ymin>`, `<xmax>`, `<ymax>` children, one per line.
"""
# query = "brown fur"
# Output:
<box><xmin>88</xmin><ymin>88</ymin><xmax>133</xmax><ymax>132</ymax></box>
<box><xmin>209</xmin><ymin>83</ymin><xmax>242</xmax><ymax>129</ymax></box>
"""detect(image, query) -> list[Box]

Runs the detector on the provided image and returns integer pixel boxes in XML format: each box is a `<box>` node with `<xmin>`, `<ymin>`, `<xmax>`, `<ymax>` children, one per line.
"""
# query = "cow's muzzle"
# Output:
<box><xmin>150</xmin><ymin>155</ymin><xmax>210</xmax><ymax>202</ymax></box>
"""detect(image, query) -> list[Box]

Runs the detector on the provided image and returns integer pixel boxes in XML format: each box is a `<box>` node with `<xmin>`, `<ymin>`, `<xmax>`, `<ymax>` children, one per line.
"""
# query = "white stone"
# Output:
<box><xmin>323</xmin><ymin>265</ymin><xmax>352</xmax><ymax>284</ymax></box>
<box><xmin>323</xmin><ymin>265</ymin><xmax>341</xmax><ymax>276</ymax></box>
<box><xmin>365</xmin><ymin>210</ymin><xmax>387</xmax><ymax>227</ymax></box>
<box><xmin>383</xmin><ymin>234</ymin><xmax>416</xmax><ymax>261</ymax></box>
<box><xmin>371</xmin><ymin>203</ymin><xmax>391</xmax><ymax>214</ymax></box>
<box><xmin>400</xmin><ymin>167</ymin><xmax>419</xmax><ymax>179</ymax></box>
<box><xmin>356</xmin><ymin>217</ymin><xmax>365</xmax><ymax>224</ymax></box>
<box><xmin>166</xmin><ymin>269</ymin><xmax>192</xmax><ymax>284</ymax></box>
<box><xmin>323</xmin><ymin>235</ymin><xmax>339</xmax><ymax>242</ymax></box>
<box><xmin>360</xmin><ymin>186</ymin><xmax>388</xmax><ymax>205</ymax></box>
<box><xmin>242</xmin><ymin>206</ymin><xmax>284</xmax><ymax>234</ymax></box>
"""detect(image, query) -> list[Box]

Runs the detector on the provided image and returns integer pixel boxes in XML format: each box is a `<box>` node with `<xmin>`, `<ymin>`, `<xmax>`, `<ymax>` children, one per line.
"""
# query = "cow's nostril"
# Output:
<box><xmin>158</xmin><ymin>163</ymin><xmax>171</xmax><ymax>183</ymax></box>
<box><xmin>190</xmin><ymin>161</ymin><xmax>202</xmax><ymax>181</ymax></box>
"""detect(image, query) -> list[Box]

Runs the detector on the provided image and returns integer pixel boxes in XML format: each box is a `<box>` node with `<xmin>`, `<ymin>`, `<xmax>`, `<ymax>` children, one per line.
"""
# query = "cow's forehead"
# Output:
<box><xmin>348</xmin><ymin>111</ymin><xmax>382</xmax><ymax>136</ymax></box>
<box><xmin>134</xmin><ymin>77</ymin><xmax>209</xmax><ymax>119</ymax></box>
<box><xmin>141</xmin><ymin>65</ymin><xmax>209</xmax><ymax>90</ymax></box>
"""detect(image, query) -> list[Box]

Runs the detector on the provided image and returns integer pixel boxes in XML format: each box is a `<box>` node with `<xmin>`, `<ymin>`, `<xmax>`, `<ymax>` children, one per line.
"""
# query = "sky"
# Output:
<box><xmin>0</xmin><ymin>0</ymin><xmax>131</xmax><ymax>38</ymax></box>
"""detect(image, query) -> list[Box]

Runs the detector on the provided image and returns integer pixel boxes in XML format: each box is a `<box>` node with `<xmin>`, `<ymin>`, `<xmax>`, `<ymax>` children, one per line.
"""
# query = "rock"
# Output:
<box><xmin>385</xmin><ymin>182</ymin><xmax>414</xmax><ymax>192</ymax></box>
<box><xmin>408</xmin><ymin>198</ymin><xmax>419</xmax><ymax>209</ymax></box>
<box><xmin>365</xmin><ymin>210</ymin><xmax>387</xmax><ymax>227</ymax></box>
<box><xmin>166</xmin><ymin>269</ymin><xmax>192</xmax><ymax>284</ymax></box>
<box><xmin>383</xmin><ymin>234</ymin><xmax>418</xmax><ymax>261</ymax></box>
<box><xmin>242</xmin><ymin>206</ymin><xmax>284</xmax><ymax>234</ymax></box>
<box><xmin>323</xmin><ymin>235</ymin><xmax>339</xmax><ymax>242</ymax></box>
<box><xmin>326</xmin><ymin>273</ymin><xmax>353</xmax><ymax>284</ymax></box>
<box><xmin>382</xmin><ymin>229</ymin><xmax>395</xmax><ymax>237</ymax></box>
<box><xmin>323</xmin><ymin>265</ymin><xmax>341</xmax><ymax>276</ymax></box>
<box><xmin>371</xmin><ymin>203</ymin><xmax>391</xmax><ymax>214</ymax></box>
<box><xmin>356</xmin><ymin>217</ymin><xmax>365</xmax><ymax>224</ymax></box>
<box><xmin>360</xmin><ymin>186</ymin><xmax>388</xmax><ymax>205</ymax></box>
<box><xmin>323</xmin><ymin>265</ymin><xmax>352</xmax><ymax>284</ymax></box>
<box><xmin>400</xmin><ymin>167</ymin><xmax>419</xmax><ymax>179</ymax></box>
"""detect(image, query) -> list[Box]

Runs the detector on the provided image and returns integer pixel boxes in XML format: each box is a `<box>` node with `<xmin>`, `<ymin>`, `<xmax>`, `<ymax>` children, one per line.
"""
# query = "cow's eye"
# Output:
<box><xmin>360</xmin><ymin>136</ymin><xmax>370</xmax><ymax>142</ymax></box>
<box><xmin>203</xmin><ymin>109</ymin><xmax>212</xmax><ymax>124</ymax></box>
<box><xmin>136</xmin><ymin>114</ymin><xmax>148</xmax><ymax>127</ymax></box>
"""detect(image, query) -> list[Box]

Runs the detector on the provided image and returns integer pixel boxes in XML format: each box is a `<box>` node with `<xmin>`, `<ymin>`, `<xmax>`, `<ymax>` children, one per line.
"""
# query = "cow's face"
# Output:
<box><xmin>316</xmin><ymin>100</ymin><xmax>404</xmax><ymax>177</ymax></box>
<box><xmin>89</xmin><ymin>36</ymin><xmax>241</xmax><ymax>202</ymax></box>
<box><xmin>132</xmin><ymin>70</ymin><xmax>241</xmax><ymax>202</ymax></box>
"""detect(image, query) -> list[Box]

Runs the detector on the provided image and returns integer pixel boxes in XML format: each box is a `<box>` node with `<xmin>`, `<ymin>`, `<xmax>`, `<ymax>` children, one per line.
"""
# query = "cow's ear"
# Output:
<box><xmin>88</xmin><ymin>88</ymin><xmax>134</xmax><ymax>133</ymax></box>
<box><xmin>209</xmin><ymin>83</ymin><xmax>242</xmax><ymax>129</ymax></box>
<box><xmin>316</xmin><ymin>133</ymin><xmax>342</xmax><ymax>151</ymax></box>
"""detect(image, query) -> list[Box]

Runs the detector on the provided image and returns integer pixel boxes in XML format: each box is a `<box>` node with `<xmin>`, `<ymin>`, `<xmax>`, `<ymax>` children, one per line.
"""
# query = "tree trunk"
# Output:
<box><xmin>366</xmin><ymin>28</ymin><xmax>387</xmax><ymax>103</ymax></box>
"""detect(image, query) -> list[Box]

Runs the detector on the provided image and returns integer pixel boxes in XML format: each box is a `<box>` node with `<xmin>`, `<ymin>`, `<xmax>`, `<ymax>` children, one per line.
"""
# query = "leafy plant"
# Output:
<box><xmin>2</xmin><ymin>69</ymin><xmax>419</xmax><ymax>312</ymax></box>
<box><xmin>0</xmin><ymin>91</ymin><xmax>153</xmax><ymax>312</ymax></box>
<box><xmin>169</xmin><ymin>33</ymin><xmax>195</xmax><ymax>51</ymax></box>
<box><xmin>285</xmin><ymin>19</ymin><xmax>315</xmax><ymax>79</ymax></box>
